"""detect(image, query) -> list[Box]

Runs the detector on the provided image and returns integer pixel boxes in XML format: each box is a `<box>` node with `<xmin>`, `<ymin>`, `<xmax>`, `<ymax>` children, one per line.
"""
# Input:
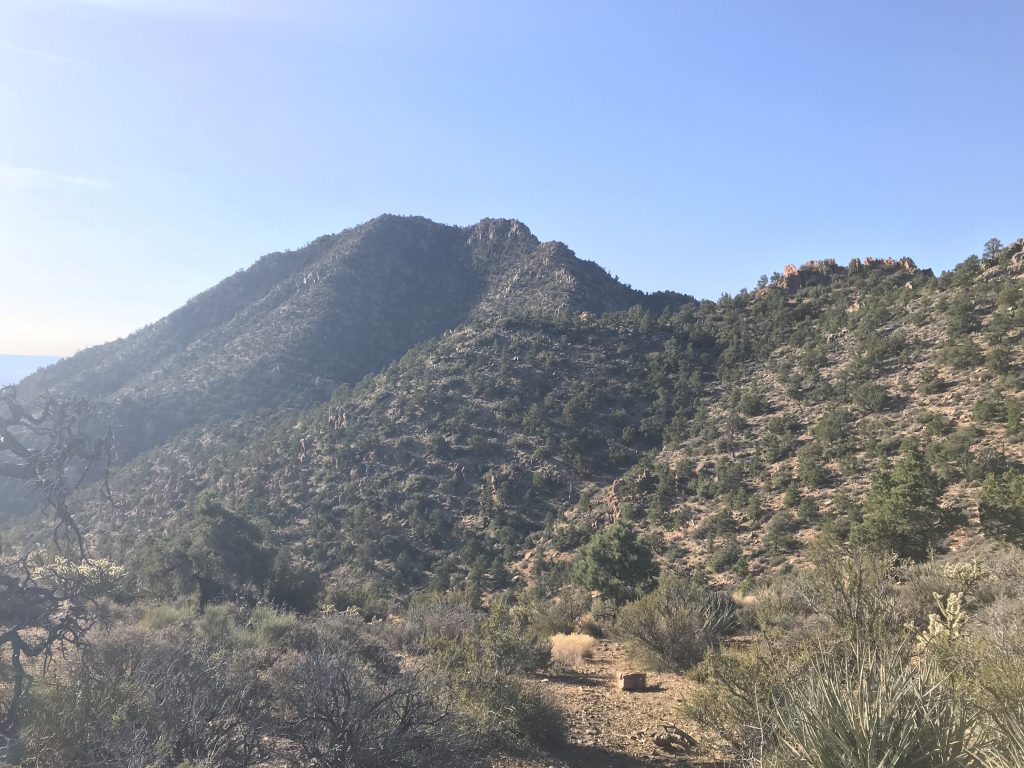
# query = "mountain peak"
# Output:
<box><xmin>17</xmin><ymin>215</ymin><xmax>642</xmax><ymax>459</ymax></box>
<box><xmin>466</xmin><ymin>218</ymin><xmax>536</xmax><ymax>245</ymax></box>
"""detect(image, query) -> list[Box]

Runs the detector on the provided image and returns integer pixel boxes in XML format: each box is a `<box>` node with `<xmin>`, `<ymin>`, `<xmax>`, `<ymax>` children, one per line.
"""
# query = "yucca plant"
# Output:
<box><xmin>976</xmin><ymin>705</ymin><xmax>1024</xmax><ymax>768</ymax></box>
<box><xmin>771</xmin><ymin>643</ymin><xmax>981</xmax><ymax>768</ymax></box>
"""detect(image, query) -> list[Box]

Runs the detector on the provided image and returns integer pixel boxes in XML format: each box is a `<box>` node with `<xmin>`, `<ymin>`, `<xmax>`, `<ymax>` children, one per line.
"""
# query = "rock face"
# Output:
<box><xmin>1006</xmin><ymin>239</ymin><xmax>1024</xmax><ymax>270</ymax></box>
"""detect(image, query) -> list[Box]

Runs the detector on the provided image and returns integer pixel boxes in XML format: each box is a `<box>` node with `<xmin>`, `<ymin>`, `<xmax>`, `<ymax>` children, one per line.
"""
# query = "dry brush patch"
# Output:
<box><xmin>550</xmin><ymin>632</ymin><xmax>598</xmax><ymax>668</ymax></box>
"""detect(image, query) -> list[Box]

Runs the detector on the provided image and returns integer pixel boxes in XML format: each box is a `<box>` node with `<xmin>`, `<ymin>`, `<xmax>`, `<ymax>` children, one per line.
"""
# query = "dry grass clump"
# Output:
<box><xmin>550</xmin><ymin>632</ymin><xmax>598</xmax><ymax>667</ymax></box>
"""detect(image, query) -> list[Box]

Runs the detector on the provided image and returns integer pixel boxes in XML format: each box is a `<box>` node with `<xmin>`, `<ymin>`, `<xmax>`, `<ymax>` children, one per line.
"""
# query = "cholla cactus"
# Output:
<box><xmin>33</xmin><ymin>556</ymin><xmax>127</xmax><ymax>599</ymax></box>
<box><xmin>942</xmin><ymin>558</ymin><xmax>987</xmax><ymax>603</ymax></box>
<box><xmin>916</xmin><ymin>591</ymin><xmax>967</xmax><ymax>651</ymax></box>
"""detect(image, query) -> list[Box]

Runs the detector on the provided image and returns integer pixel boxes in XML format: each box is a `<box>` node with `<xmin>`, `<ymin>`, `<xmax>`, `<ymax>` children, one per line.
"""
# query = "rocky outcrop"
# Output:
<box><xmin>1005</xmin><ymin>239</ymin><xmax>1024</xmax><ymax>270</ymax></box>
<box><xmin>775</xmin><ymin>255</ymin><xmax>930</xmax><ymax>291</ymax></box>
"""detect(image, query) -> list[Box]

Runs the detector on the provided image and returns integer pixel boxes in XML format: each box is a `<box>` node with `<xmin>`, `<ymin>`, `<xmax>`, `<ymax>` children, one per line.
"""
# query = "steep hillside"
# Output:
<box><xmin>84</xmin><ymin>309</ymin><xmax>703</xmax><ymax>582</ymax></box>
<box><xmin>71</xmin><ymin>234</ymin><xmax>1024</xmax><ymax>599</ymax></box>
<box><xmin>568</xmin><ymin>244</ymin><xmax>1024</xmax><ymax>583</ymax></box>
<box><xmin>15</xmin><ymin>216</ymin><xmax>663</xmax><ymax>463</ymax></box>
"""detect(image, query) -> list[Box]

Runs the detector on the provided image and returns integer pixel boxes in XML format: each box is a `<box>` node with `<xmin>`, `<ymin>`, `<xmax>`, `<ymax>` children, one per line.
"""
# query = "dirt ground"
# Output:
<box><xmin>493</xmin><ymin>639</ymin><xmax>726</xmax><ymax>768</ymax></box>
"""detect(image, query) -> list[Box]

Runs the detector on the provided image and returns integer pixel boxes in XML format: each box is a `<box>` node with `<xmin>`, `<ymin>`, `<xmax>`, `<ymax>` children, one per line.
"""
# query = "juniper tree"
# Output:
<box><xmin>979</xmin><ymin>469</ymin><xmax>1024</xmax><ymax>546</ymax></box>
<box><xmin>851</xmin><ymin>442</ymin><xmax>963</xmax><ymax>560</ymax></box>
<box><xmin>572</xmin><ymin>520</ymin><xmax>658</xmax><ymax>603</ymax></box>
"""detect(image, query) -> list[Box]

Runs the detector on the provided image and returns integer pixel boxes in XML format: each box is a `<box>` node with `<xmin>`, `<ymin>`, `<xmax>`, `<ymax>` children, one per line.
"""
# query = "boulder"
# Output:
<box><xmin>618</xmin><ymin>671</ymin><xmax>646</xmax><ymax>691</ymax></box>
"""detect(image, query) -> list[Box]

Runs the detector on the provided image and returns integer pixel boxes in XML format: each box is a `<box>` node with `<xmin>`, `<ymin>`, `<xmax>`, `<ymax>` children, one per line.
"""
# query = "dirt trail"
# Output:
<box><xmin>494</xmin><ymin>639</ymin><xmax>725</xmax><ymax>768</ymax></box>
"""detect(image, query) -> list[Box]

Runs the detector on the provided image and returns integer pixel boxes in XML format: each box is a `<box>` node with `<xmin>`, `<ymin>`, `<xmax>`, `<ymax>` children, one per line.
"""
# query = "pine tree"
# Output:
<box><xmin>852</xmin><ymin>443</ymin><xmax>962</xmax><ymax>560</ymax></box>
<box><xmin>979</xmin><ymin>470</ymin><xmax>1024</xmax><ymax>546</ymax></box>
<box><xmin>572</xmin><ymin>520</ymin><xmax>659</xmax><ymax>603</ymax></box>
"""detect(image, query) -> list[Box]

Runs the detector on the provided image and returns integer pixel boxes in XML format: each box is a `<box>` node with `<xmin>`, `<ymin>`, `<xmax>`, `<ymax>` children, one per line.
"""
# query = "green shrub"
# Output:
<box><xmin>764</xmin><ymin>510</ymin><xmax>799</xmax><ymax>556</ymax></box>
<box><xmin>422</xmin><ymin>597</ymin><xmax>561</xmax><ymax>752</ymax></box>
<box><xmin>1007</xmin><ymin>398</ymin><xmax>1024</xmax><ymax>441</ymax></box>
<box><xmin>797</xmin><ymin>443</ymin><xmax>827</xmax><ymax>487</ymax></box>
<box><xmin>140</xmin><ymin>602</ymin><xmax>192</xmax><ymax>630</ymax></box>
<box><xmin>685</xmin><ymin>646</ymin><xmax>792</xmax><ymax>762</ymax></box>
<box><xmin>709</xmin><ymin>535</ymin><xmax>744</xmax><ymax>573</ymax></box>
<box><xmin>975</xmin><ymin>393</ymin><xmax>1007</xmax><ymax>423</ymax></box>
<box><xmin>738</xmin><ymin>389</ymin><xmax>767</xmax><ymax>417</ymax></box>
<box><xmin>812</xmin><ymin>407</ymin><xmax>854</xmax><ymax>455</ymax></box>
<box><xmin>440</xmin><ymin>665</ymin><xmax>564</xmax><ymax>752</ymax></box>
<box><xmin>797</xmin><ymin>496</ymin><xmax>819</xmax><ymax>525</ymax></box>
<box><xmin>615</xmin><ymin>572</ymin><xmax>736</xmax><ymax>671</ymax></box>
<box><xmin>799</xmin><ymin>546</ymin><xmax>906</xmax><ymax>648</ymax></box>
<box><xmin>321</xmin><ymin>571</ymin><xmax>394</xmax><ymax>620</ymax></box>
<box><xmin>852</xmin><ymin>381</ymin><xmax>890</xmax><ymax>412</ymax></box>
<box><xmin>522</xmin><ymin>584</ymin><xmax>592</xmax><ymax>639</ymax></box>
<box><xmin>941</xmin><ymin>338</ymin><xmax>984</xmax><ymax>368</ymax></box>
<box><xmin>198</xmin><ymin>603</ymin><xmax>243</xmax><ymax>646</ymax></box>
<box><xmin>919</xmin><ymin>366</ymin><xmax>946</xmax><ymax>394</ymax></box>
<box><xmin>783</xmin><ymin>484</ymin><xmax>803</xmax><ymax>508</ymax></box>
<box><xmin>400</xmin><ymin>592</ymin><xmax>479</xmax><ymax>652</ymax></box>
<box><xmin>695</xmin><ymin>509</ymin><xmax>737</xmax><ymax>540</ymax></box>
<box><xmin>249</xmin><ymin>604</ymin><xmax>299</xmax><ymax>646</ymax></box>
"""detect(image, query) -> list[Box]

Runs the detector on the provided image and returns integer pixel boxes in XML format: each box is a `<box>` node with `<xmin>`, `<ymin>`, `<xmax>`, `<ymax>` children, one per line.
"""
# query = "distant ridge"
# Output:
<box><xmin>0</xmin><ymin>354</ymin><xmax>61</xmax><ymax>386</ymax></box>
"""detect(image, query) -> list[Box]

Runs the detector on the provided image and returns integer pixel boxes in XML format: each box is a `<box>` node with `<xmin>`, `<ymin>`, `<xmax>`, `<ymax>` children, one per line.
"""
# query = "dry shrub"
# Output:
<box><xmin>550</xmin><ymin>632</ymin><xmax>597</xmax><ymax>667</ymax></box>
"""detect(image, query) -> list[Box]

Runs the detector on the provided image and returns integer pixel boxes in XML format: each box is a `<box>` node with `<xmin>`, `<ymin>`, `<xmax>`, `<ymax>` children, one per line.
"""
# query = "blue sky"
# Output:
<box><xmin>1</xmin><ymin>0</ymin><xmax>1021</xmax><ymax>355</ymax></box>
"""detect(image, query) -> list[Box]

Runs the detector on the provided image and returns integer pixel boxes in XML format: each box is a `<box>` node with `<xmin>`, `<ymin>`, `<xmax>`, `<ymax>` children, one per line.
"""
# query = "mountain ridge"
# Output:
<box><xmin>18</xmin><ymin>215</ymin><xmax>681</xmax><ymax>460</ymax></box>
<box><xmin>7</xmin><ymin>220</ymin><xmax>1024</xmax><ymax>603</ymax></box>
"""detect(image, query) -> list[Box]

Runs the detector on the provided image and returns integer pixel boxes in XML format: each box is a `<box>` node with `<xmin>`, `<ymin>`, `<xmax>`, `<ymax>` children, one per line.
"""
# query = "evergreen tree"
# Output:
<box><xmin>851</xmin><ymin>443</ymin><xmax>962</xmax><ymax>560</ymax></box>
<box><xmin>572</xmin><ymin>520</ymin><xmax>659</xmax><ymax>603</ymax></box>
<box><xmin>979</xmin><ymin>470</ymin><xmax>1024</xmax><ymax>546</ymax></box>
<box><xmin>983</xmin><ymin>237</ymin><xmax>1004</xmax><ymax>260</ymax></box>
<box><xmin>134</xmin><ymin>493</ymin><xmax>274</xmax><ymax>609</ymax></box>
<box><xmin>187</xmin><ymin>493</ymin><xmax>274</xmax><ymax>601</ymax></box>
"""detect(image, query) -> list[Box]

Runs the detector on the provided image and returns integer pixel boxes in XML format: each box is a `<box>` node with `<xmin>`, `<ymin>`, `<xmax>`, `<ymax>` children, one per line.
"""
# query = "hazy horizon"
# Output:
<box><xmin>0</xmin><ymin>354</ymin><xmax>62</xmax><ymax>384</ymax></box>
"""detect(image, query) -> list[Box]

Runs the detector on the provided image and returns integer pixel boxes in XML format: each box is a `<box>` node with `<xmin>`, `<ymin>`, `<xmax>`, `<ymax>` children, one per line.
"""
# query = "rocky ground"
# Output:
<box><xmin>494</xmin><ymin>639</ymin><xmax>726</xmax><ymax>768</ymax></box>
